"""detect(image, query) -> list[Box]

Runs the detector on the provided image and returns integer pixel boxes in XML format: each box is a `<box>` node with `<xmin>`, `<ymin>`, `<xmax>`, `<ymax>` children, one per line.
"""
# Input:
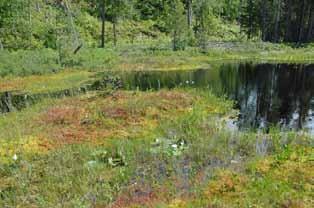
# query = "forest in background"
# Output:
<box><xmin>0</xmin><ymin>1</ymin><xmax>313</xmax><ymax>208</ymax></box>
<box><xmin>0</xmin><ymin>0</ymin><xmax>313</xmax><ymax>51</ymax></box>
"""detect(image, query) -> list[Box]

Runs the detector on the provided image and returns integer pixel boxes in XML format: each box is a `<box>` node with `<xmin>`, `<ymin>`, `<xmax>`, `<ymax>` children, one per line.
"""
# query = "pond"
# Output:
<box><xmin>118</xmin><ymin>63</ymin><xmax>314</xmax><ymax>134</ymax></box>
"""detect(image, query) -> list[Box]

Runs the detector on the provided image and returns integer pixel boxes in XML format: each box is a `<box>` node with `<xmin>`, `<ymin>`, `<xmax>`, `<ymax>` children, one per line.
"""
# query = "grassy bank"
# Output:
<box><xmin>0</xmin><ymin>70</ymin><xmax>92</xmax><ymax>93</ymax></box>
<box><xmin>1</xmin><ymin>42</ymin><xmax>314</xmax><ymax>77</ymax></box>
<box><xmin>0</xmin><ymin>88</ymin><xmax>312</xmax><ymax>207</ymax></box>
<box><xmin>0</xmin><ymin>41</ymin><xmax>313</xmax><ymax>94</ymax></box>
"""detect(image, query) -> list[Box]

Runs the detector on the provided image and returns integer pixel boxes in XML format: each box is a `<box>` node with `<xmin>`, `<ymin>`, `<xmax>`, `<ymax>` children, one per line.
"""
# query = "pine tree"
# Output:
<box><xmin>194</xmin><ymin>0</ymin><xmax>215</xmax><ymax>50</ymax></box>
<box><xmin>165</xmin><ymin>0</ymin><xmax>188</xmax><ymax>50</ymax></box>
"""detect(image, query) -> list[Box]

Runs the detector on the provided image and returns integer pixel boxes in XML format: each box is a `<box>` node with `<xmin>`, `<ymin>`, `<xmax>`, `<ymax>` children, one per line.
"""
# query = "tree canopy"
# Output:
<box><xmin>0</xmin><ymin>0</ymin><xmax>312</xmax><ymax>50</ymax></box>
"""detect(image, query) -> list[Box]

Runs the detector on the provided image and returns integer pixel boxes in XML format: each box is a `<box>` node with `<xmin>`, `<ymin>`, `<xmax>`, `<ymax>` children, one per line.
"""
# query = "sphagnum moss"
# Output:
<box><xmin>0</xmin><ymin>88</ymin><xmax>312</xmax><ymax>208</ymax></box>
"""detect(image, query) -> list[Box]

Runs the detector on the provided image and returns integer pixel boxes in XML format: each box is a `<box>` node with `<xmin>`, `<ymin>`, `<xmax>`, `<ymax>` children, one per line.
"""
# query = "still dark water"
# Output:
<box><xmin>118</xmin><ymin>63</ymin><xmax>314</xmax><ymax>133</ymax></box>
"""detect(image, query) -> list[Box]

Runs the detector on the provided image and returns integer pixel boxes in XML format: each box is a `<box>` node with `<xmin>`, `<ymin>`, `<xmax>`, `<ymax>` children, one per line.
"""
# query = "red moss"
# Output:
<box><xmin>111</xmin><ymin>185</ymin><xmax>159</xmax><ymax>208</ymax></box>
<box><xmin>280</xmin><ymin>199</ymin><xmax>305</xmax><ymax>208</ymax></box>
<box><xmin>37</xmin><ymin>90</ymin><xmax>195</xmax><ymax>146</ymax></box>
<box><xmin>41</xmin><ymin>106</ymin><xmax>83</xmax><ymax>125</ymax></box>
<box><xmin>103</xmin><ymin>107</ymin><xmax>130</xmax><ymax>120</ymax></box>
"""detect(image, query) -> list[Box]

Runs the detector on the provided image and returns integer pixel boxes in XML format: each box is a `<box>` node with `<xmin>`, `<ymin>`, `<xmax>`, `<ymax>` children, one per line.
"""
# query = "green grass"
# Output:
<box><xmin>0</xmin><ymin>49</ymin><xmax>59</xmax><ymax>77</ymax></box>
<box><xmin>0</xmin><ymin>39</ymin><xmax>313</xmax><ymax>208</ymax></box>
<box><xmin>0</xmin><ymin>88</ymin><xmax>312</xmax><ymax>207</ymax></box>
<box><xmin>0</xmin><ymin>70</ymin><xmax>92</xmax><ymax>93</ymax></box>
<box><xmin>0</xmin><ymin>41</ymin><xmax>313</xmax><ymax>79</ymax></box>
<box><xmin>0</xmin><ymin>41</ymin><xmax>313</xmax><ymax>95</ymax></box>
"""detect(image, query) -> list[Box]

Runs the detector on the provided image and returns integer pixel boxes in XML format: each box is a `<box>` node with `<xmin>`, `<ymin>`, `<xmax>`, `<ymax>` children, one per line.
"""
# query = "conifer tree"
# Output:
<box><xmin>165</xmin><ymin>0</ymin><xmax>188</xmax><ymax>50</ymax></box>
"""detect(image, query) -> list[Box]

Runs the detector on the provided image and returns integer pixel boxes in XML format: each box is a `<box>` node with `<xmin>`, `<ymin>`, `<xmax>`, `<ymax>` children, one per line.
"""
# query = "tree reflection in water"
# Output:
<box><xmin>120</xmin><ymin>63</ymin><xmax>314</xmax><ymax>133</ymax></box>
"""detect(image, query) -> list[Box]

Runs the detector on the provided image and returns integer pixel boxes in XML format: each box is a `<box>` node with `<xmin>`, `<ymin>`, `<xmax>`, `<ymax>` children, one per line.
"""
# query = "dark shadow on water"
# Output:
<box><xmin>118</xmin><ymin>63</ymin><xmax>314</xmax><ymax>133</ymax></box>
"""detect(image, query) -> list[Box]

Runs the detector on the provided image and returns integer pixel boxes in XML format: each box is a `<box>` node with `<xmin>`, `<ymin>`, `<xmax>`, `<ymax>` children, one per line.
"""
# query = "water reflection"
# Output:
<box><xmin>119</xmin><ymin>63</ymin><xmax>314</xmax><ymax>133</ymax></box>
<box><xmin>220</xmin><ymin>63</ymin><xmax>314</xmax><ymax>133</ymax></box>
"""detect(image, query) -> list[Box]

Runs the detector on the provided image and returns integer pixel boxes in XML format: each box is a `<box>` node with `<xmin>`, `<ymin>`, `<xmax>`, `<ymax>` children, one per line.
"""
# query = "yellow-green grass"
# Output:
<box><xmin>0</xmin><ymin>87</ymin><xmax>312</xmax><ymax>208</ymax></box>
<box><xmin>1</xmin><ymin>43</ymin><xmax>314</xmax><ymax>80</ymax></box>
<box><xmin>0</xmin><ymin>70</ymin><xmax>93</xmax><ymax>93</ymax></box>
<box><xmin>0</xmin><ymin>89</ymin><xmax>233</xmax><ymax>207</ymax></box>
<box><xmin>156</xmin><ymin>146</ymin><xmax>313</xmax><ymax>208</ymax></box>
<box><xmin>1</xmin><ymin>47</ymin><xmax>312</xmax><ymax>95</ymax></box>
<box><xmin>0</xmin><ymin>89</ymin><xmax>229</xmax><ymax>162</ymax></box>
<box><xmin>101</xmin><ymin>48</ymin><xmax>314</xmax><ymax>72</ymax></box>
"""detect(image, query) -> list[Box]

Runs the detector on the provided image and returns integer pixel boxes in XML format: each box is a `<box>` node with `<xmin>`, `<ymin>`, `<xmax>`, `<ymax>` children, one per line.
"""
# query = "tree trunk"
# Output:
<box><xmin>187</xmin><ymin>0</ymin><xmax>192</xmax><ymax>28</ymax></box>
<box><xmin>261</xmin><ymin>1</ymin><xmax>267</xmax><ymax>41</ymax></box>
<box><xmin>273</xmin><ymin>0</ymin><xmax>281</xmax><ymax>42</ymax></box>
<box><xmin>173</xmin><ymin>30</ymin><xmax>177</xmax><ymax>51</ymax></box>
<box><xmin>113</xmin><ymin>18</ymin><xmax>117</xmax><ymax>46</ymax></box>
<box><xmin>298</xmin><ymin>0</ymin><xmax>307</xmax><ymax>43</ymax></box>
<box><xmin>28</xmin><ymin>0</ymin><xmax>32</xmax><ymax>48</ymax></box>
<box><xmin>238</xmin><ymin>0</ymin><xmax>243</xmax><ymax>33</ymax></box>
<box><xmin>247</xmin><ymin>0</ymin><xmax>253</xmax><ymax>40</ymax></box>
<box><xmin>284</xmin><ymin>0</ymin><xmax>292</xmax><ymax>42</ymax></box>
<box><xmin>307</xmin><ymin>3</ymin><xmax>314</xmax><ymax>41</ymax></box>
<box><xmin>100</xmin><ymin>0</ymin><xmax>105</xmax><ymax>48</ymax></box>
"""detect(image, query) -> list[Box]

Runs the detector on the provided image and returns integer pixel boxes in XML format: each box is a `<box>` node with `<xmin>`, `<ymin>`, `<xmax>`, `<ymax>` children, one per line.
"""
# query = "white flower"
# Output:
<box><xmin>13</xmin><ymin>154</ymin><xmax>18</xmax><ymax>161</ymax></box>
<box><xmin>87</xmin><ymin>160</ymin><xmax>97</xmax><ymax>165</ymax></box>
<box><xmin>171</xmin><ymin>144</ymin><xmax>178</xmax><ymax>149</ymax></box>
<box><xmin>108</xmin><ymin>157</ymin><xmax>114</xmax><ymax>166</ymax></box>
<box><xmin>230</xmin><ymin>160</ymin><xmax>239</xmax><ymax>164</ymax></box>
<box><xmin>186</xmin><ymin>80</ymin><xmax>189</xmax><ymax>84</ymax></box>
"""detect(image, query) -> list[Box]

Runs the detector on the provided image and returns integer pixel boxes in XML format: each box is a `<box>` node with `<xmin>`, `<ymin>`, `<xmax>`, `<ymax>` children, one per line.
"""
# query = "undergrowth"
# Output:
<box><xmin>0</xmin><ymin>42</ymin><xmax>313</xmax><ymax>78</ymax></box>
<box><xmin>0</xmin><ymin>89</ymin><xmax>312</xmax><ymax>207</ymax></box>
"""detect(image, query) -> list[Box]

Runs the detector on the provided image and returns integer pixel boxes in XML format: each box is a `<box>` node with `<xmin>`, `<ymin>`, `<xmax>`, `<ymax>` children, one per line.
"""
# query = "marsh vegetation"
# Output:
<box><xmin>0</xmin><ymin>0</ymin><xmax>313</xmax><ymax>207</ymax></box>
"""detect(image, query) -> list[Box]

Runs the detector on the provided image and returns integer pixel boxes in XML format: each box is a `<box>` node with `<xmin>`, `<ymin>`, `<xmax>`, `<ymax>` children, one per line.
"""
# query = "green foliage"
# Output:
<box><xmin>194</xmin><ymin>0</ymin><xmax>216</xmax><ymax>49</ymax></box>
<box><xmin>0</xmin><ymin>42</ymin><xmax>313</xmax><ymax>77</ymax></box>
<box><xmin>240</xmin><ymin>0</ymin><xmax>314</xmax><ymax>43</ymax></box>
<box><xmin>165</xmin><ymin>0</ymin><xmax>189</xmax><ymax>51</ymax></box>
<box><xmin>0</xmin><ymin>0</ymin><xmax>313</xmax><ymax>51</ymax></box>
<box><xmin>220</xmin><ymin>0</ymin><xmax>241</xmax><ymax>21</ymax></box>
<box><xmin>0</xmin><ymin>49</ymin><xmax>59</xmax><ymax>76</ymax></box>
<box><xmin>0</xmin><ymin>1</ymin><xmax>312</xmax><ymax>206</ymax></box>
<box><xmin>0</xmin><ymin>88</ymin><xmax>312</xmax><ymax>207</ymax></box>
